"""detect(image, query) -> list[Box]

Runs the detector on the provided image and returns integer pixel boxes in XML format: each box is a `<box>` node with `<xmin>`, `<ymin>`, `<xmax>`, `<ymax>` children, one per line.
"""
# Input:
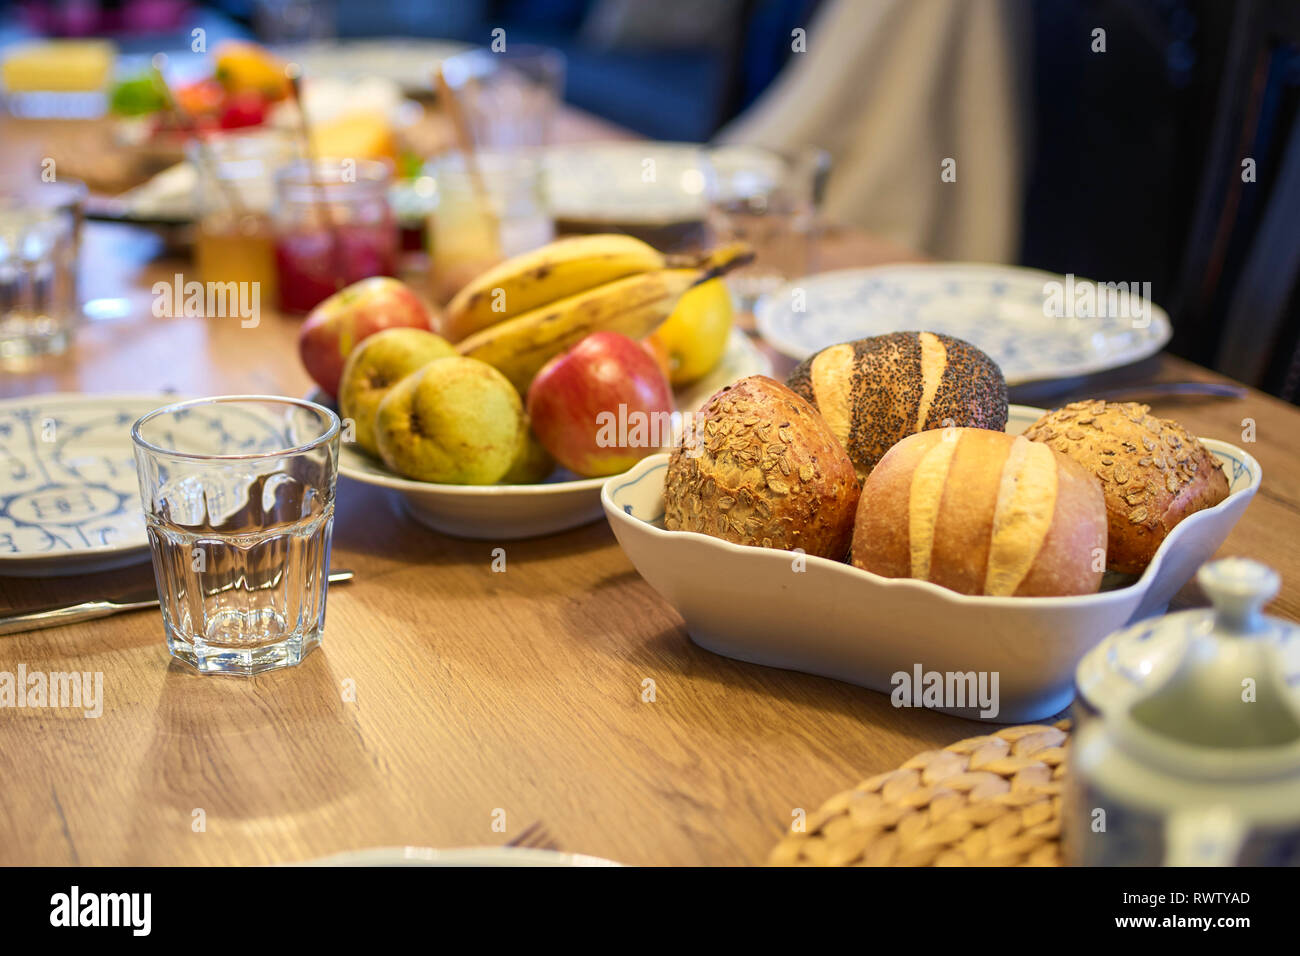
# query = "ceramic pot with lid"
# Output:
<box><xmin>1065</xmin><ymin>558</ymin><xmax>1300</xmax><ymax>866</ymax></box>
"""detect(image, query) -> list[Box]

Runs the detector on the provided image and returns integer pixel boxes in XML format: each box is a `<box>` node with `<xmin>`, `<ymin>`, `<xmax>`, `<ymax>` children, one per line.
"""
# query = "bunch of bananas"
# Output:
<box><xmin>441</xmin><ymin>234</ymin><xmax>752</xmax><ymax>393</ymax></box>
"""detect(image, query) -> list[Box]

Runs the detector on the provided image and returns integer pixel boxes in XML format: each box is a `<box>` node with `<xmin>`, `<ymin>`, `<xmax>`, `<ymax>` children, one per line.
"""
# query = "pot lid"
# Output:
<box><xmin>1077</xmin><ymin>558</ymin><xmax>1300</xmax><ymax>750</ymax></box>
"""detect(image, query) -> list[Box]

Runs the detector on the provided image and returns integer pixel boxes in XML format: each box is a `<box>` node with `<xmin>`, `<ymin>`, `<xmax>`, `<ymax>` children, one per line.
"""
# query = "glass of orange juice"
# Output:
<box><xmin>190</xmin><ymin>130</ymin><xmax>295</xmax><ymax>303</ymax></box>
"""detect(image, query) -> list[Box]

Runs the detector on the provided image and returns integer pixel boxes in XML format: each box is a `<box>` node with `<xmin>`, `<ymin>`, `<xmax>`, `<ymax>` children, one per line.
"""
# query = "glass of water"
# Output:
<box><xmin>0</xmin><ymin>182</ymin><xmax>83</xmax><ymax>361</ymax></box>
<box><xmin>705</xmin><ymin>145</ymin><xmax>829</xmax><ymax>313</ymax></box>
<box><xmin>440</xmin><ymin>44</ymin><xmax>566</xmax><ymax>150</ymax></box>
<box><xmin>131</xmin><ymin>396</ymin><xmax>340</xmax><ymax>676</ymax></box>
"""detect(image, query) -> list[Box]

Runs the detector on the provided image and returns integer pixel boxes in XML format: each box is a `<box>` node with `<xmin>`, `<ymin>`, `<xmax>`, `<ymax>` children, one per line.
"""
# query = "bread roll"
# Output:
<box><xmin>664</xmin><ymin>375</ymin><xmax>859</xmax><ymax>559</ymax></box>
<box><xmin>851</xmin><ymin>428</ymin><xmax>1107</xmax><ymax>597</ymax></box>
<box><xmin>786</xmin><ymin>331</ymin><xmax>1007</xmax><ymax>479</ymax></box>
<box><xmin>1022</xmin><ymin>400</ymin><xmax>1229</xmax><ymax>574</ymax></box>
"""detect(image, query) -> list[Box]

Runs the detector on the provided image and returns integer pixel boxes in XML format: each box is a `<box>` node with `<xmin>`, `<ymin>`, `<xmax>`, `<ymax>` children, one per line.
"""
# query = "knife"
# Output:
<box><xmin>0</xmin><ymin>569</ymin><xmax>355</xmax><ymax>637</ymax></box>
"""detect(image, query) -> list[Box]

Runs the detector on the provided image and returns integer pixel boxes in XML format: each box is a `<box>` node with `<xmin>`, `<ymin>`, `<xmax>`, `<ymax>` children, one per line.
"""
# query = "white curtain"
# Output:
<box><xmin>718</xmin><ymin>0</ymin><xmax>1028</xmax><ymax>264</ymax></box>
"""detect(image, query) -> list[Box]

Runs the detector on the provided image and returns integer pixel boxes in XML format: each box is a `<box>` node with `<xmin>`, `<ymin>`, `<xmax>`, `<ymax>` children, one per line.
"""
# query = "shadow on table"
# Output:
<box><xmin>126</xmin><ymin>648</ymin><xmax>376</xmax><ymax>843</ymax></box>
<box><xmin>332</xmin><ymin>476</ymin><xmax>618</xmax><ymax>572</ymax></box>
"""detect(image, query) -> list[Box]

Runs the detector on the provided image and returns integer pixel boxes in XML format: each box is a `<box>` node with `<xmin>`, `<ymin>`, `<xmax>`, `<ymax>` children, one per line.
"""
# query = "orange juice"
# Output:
<box><xmin>196</xmin><ymin>222</ymin><xmax>278</xmax><ymax>302</ymax></box>
<box><xmin>188</xmin><ymin>129</ymin><xmax>295</xmax><ymax>307</ymax></box>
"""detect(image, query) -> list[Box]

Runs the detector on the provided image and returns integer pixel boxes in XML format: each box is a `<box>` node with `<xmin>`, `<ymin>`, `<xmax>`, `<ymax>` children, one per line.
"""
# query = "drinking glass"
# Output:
<box><xmin>253</xmin><ymin>0</ymin><xmax>337</xmax><ymax>44</ymax></box>
<box><xmin>191</xmin><ymin>129</ymin><xmax>296</xmax><ymax>302</ymax></box>
<box><xmin>705</xmin><ymin>145</ymin><xmax>830</xmax><ymax>313</ymax></box>
<box><xmin>440</xmin><ymin>45</ymin><xmax>566</xmax><ymax>150</ymax></box>
<box><xmin>427</xmin><ymin>151</ymin><xmax>555</xmax><ymax>303</ymax></box>
<box><xmin>272</xmin><ymin>158</ymin><xmax>399</xmax><ymax>313</ymax></box>
<box><xmin>0</xmin><ymin>181</ymin><xmax>84</xmax><ymax>361</ymax></box>
<box><xmin>131</xmin><ymin>396</ymin><xmax>340</xmax><ymax>676</ymax></box>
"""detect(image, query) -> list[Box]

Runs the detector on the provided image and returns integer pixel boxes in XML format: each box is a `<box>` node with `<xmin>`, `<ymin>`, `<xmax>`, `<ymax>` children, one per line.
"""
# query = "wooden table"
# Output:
<box><xmin>2</xmin><ymin>124</ymin><xmax>1299</xmax><ymax>868</ymax></box>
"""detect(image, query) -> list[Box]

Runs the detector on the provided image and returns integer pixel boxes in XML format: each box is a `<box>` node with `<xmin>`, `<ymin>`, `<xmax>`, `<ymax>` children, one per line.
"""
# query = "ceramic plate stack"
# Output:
<box><xmin>768</xmin><ymin>722</ymin><xmax>1070</xmax><ymax>866</ymax></box>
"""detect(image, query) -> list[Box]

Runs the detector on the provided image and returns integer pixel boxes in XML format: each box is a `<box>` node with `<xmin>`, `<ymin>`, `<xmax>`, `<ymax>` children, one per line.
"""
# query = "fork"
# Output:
<box><xmin>506</xmin><ymin>820</ymin><xmax>559</xmax><ymax>852</ymax></box>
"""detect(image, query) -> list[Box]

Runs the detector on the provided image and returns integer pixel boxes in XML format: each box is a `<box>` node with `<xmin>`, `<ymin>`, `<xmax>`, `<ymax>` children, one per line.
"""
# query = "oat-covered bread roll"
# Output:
<box><xmin>786</xmin><ymin>331</ymin><xmax>1007</xmax><ymax>479</ymax></box>
<box><xmin>664</xmin><ymin>375</ymin><xmax>859</xmax><ymax>559</ymax></box>
<box><xmin>1022</xmin><ymin>400</ymin><xmax>1229</xmax><ymax>574</ymax></box>
<box><xmin>851</xmin><ymin>428</ymin><xmax>1107</xmax><ymax>597</ymax></box>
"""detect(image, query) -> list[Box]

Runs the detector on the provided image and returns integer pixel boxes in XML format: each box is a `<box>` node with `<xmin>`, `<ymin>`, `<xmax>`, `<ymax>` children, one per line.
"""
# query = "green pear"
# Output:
<box><xmin>375</xmin><ymin>357</ymin><xmax>524</xmax><ymax>484</ymax></box>
<box><xmin>501</xmin><ymin>421</ymin><xmax>555</xmax><ymax>484</ymax></box>
<box><xmin>338</xmin><ymin>328</ymin><xmax>456</xmax><ymax>455</ymax></box>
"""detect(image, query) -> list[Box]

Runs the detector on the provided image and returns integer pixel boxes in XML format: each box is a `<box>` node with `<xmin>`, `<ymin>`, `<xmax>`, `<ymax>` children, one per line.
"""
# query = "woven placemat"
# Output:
<box><xmin>769</xmin><ymin>720</ymin><xmax>1070</xmax><ymax>866</ymax></box>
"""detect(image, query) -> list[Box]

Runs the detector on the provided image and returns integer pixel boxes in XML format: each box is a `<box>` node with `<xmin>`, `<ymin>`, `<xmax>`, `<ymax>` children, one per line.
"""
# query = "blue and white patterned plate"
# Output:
<box><xmin>0</xmin><ymin>393</ymin><xmax>187</xmax><ymax>577</ymax></box>
<box><xmin>754</xmin><ymin>263</ymin><xmax>1173</xmax><ymax>385</ymax></box>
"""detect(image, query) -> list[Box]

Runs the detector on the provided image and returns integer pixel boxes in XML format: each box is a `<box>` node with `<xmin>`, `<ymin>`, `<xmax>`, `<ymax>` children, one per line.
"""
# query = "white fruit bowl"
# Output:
<box><xmin>601</xmin><ymin>405</ymin><xmax>1262</xmax><ymax>721</ymax></box>
<box><xmin>336</xmin><ymin>330</ymin><xmax>770</xmax><ymax>539</ymax></box>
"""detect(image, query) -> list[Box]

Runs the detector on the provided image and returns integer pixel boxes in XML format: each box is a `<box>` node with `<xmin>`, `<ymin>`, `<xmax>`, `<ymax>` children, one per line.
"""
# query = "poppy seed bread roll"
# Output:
<box><xmin>851</xmin><ymin>428</ymin><xmax>1107</xmax><ymax>597</ymax></box>
<box><xmin>664</xmin><ymin>375</ymin><xmax>859</xmax><ymax>559</ymax></box>
<box><xmin>1022</xmin><ymin>400</ymin><xmax>1229</xmax><ymax>574</ymax></box>
<box><xmin>786</xmin><ymin>332</ymin><xmax>1008</xmax><ymax>478</ymax></box>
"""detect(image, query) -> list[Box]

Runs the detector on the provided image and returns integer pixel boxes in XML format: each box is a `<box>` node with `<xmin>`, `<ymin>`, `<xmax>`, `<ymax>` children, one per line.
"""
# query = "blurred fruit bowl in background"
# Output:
<box><xmin>295</xmin><ymin>235</ymin><xmax>767</xmax><ymax>538</ymax></box>
<box><xmin>321</xmin><ymin>328</ymin><xmax>769</xmax><ymax>540</ymax></box>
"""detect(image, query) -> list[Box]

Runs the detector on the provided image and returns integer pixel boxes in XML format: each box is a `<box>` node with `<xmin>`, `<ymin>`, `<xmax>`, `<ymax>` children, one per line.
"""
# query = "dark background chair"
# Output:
<box><xmin>1167</xmin><ymin>0</ymin><xmax>1300</xmax><ymax>401</ymax></box>
<box><xmin>1020</xmin><ymin>0</ymin><xmax>1299</xmax><ymax>403</ymax></box>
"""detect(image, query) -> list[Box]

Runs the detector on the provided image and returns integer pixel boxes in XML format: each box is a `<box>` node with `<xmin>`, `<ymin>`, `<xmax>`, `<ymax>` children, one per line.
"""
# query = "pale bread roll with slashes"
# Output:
<box><xmin>851</xmin><ymin>428</ymin><xmax>1107</xmax><ymax>597</ymax></box>
<box><xmin>786</xmin><ymin>331</ymin><xmax>1007</xmax><ymax>480</ymax></box>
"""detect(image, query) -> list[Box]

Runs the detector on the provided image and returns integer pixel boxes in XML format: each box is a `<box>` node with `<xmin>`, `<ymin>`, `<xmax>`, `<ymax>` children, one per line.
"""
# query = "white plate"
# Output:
<box><xmin>273</xmin><ymin>38</ymin><xmax>470</xmax><ymax>92</ymax></box>
<box><xmin>541</xmin><ymin>142</ymin><xmax>794</xmax><ymax>226</ymax></box>
<box><xmin>299</xmin><ymin>845</ymin><xmax>621</xmax><ymax>867</ymax></box>
<box><xmin>602</xmin><ymin>405</ymin><xmax>1260</xmax><ymax>722</ymax></box>
<box><xmin>0</xmin><ymin>393</ymin><xmax>175</xmax><ymax>576</ymax></box>
<box><xmin>337</xmin><ymin>329</ymin><xmax>771</xmax><ymax>540</ymax></box>
<box><xmin>543</xmin><ymin>142</ymin><xmax>707</xmax><ymax>225</ymax></box>
<box><xmin>754</xmin><ymin>263</ymin><xmax>1173</xmax><ymax>385</ymax></box>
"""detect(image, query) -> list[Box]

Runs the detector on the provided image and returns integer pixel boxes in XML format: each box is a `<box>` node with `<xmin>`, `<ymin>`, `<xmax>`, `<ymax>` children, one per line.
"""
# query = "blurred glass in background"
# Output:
<box><xmin>706</xmin><ymin>145</ymin><xmax>828</xmax><ymax>313</ymax></box>
<box><xmin>0</xmin><ymin>180</ymin><xmax>85</xmax><ymax>361</ymax></box>
<box><xmin>439</xmin><ymin>45</ymin><xmax>566</xmax><ymax>151</ymax></box>
<box><xmin>426</xmin><ymin>151</ymin><xmax>554</xmax><ymax>305</ymax></box>
<box><xmin>191</xmin><ymin>128</ymin><xmax>296</xmax><ymax>299</ymax></box>
<box><xmin>253</xmin><ymin>0</ymin><xmax>337</xmax><ymax>46</ymax></box>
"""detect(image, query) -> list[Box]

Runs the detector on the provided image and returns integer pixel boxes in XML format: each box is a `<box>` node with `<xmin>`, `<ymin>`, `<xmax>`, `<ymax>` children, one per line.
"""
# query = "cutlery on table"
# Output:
<box><xmin>0</xmin><ymin>569</ymin><xmax>355</xmax><ymax>637</ymax></box>
<box><xmin>506</xmin><ymin>821</ymin><xmax>560</xmax><ymax>852</ymax></box>
<box><xmin>1076</xmin><ymin>381</ymin><xmax>1248</xmax><ymax>402</ymax></box>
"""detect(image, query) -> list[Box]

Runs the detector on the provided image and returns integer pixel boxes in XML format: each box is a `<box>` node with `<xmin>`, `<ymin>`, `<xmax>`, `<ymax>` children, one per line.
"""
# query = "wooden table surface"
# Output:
<box><xmin>2</xmin><ymin>118</ymin><xmax>1299</xmax><ymax>868</ymax></box>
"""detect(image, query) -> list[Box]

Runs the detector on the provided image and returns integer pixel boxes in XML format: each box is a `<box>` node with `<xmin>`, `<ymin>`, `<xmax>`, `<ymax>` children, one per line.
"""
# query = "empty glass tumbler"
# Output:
<box><xmin>705</xmin><ymin>145</ymin><xmax>829</xmax><ymax>313</ymax></box>
<box><xmin>0</xmin><ymin>181</ymin><xmax>84</xmax><ymax>361</ymax></box>
<box><xmin>131</xmin><ymin>396</ymin><xmax>340</xmax><ymax>675</ymax></box>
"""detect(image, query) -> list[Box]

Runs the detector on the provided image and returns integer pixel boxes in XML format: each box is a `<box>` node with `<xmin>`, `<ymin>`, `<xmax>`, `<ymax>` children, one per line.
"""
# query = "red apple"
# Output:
<box><xmin>297</xmin><ymin>277</ymin><xmax>433</xmax><ymax>398</ymax></box>
<box><xmin>527</xmin><ymin>331</ymin><xmax>674</xmax><ymax>478</ymax></box>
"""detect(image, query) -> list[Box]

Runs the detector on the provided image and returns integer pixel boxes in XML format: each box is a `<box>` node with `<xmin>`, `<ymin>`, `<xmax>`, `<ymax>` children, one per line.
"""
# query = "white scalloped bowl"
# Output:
<box><xmin>602</xmin><ymin>405</ymin><xmax>1261</xmax><ymax>722</ymax></box>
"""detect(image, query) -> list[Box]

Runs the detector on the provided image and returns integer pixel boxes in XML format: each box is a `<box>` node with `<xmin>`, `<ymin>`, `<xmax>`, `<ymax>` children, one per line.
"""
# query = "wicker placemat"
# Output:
<box><xmin>769</xmin><ymin>720</ymin><xmax>1070</xmax><ymax>866</ymax></box>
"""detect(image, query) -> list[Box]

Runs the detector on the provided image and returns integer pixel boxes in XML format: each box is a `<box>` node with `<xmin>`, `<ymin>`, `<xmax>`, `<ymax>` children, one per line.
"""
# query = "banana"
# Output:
<box><xmin>457</xmin><ymin>269</ymin><xmax>700</xmax><ymax>393</ymax></box>
<box><xmin>439</xmin><ymin>234</ymin><xmax>666</xmax><ymax>343</ymax></box>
